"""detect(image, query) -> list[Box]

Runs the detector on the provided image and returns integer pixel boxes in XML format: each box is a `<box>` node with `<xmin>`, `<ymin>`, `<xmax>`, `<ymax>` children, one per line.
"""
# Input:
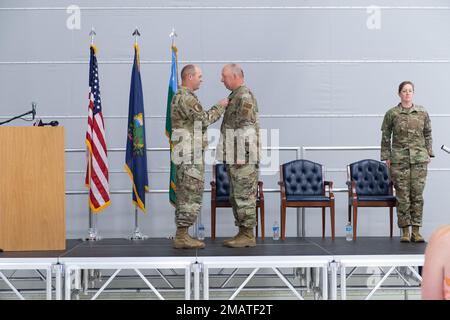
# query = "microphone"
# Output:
<box><xmin>31</xmin><ymin>102</ymin><xmax>36</xmax><ymax>120</ymax></box>
<box><xmin>441</xmin><ymin>145</ymin><xmax>450</xmax><ymax>154</ymax></box>
<box><xmin>34</xmin><ymin>119</ymin><xmax>59</xmax><ymax>127</ymax></box>
<box><xmin>46</xmin><ymin>120</ymin><xmax>59</xmax><ymax>127</ymax></box>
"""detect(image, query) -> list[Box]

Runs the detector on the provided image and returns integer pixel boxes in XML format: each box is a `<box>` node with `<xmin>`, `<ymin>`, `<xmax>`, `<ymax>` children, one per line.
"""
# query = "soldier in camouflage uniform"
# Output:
<box><xmin>171</xmin><ymin>64</ymin><xmax>228</xmax><ymax>249</ymax></box>
<box><xmin>381</xmin><ymin>81</ymin><xmax>434</xmax><ymax>243</ymax></box>
<box><xmin>217</xmin><ymin>64</ymin><xmax>260</xmax><ymax>248</ymax></box>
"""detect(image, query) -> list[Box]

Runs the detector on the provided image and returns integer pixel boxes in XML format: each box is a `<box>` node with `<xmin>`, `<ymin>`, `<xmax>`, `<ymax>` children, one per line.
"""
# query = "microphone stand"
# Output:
<box><xmin>0</xmin><ymin>109</ymin><xmax>33</xmax><ymax>126</ymax></box>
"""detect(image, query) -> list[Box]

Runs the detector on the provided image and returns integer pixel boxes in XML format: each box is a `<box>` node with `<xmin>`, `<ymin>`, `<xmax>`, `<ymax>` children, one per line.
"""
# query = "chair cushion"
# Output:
<box><xmin>357</xmin><ymin>195</ymin><xmax>396</xmax><ymax>202</ymax></box>
<box><xmin>216</xmin><ymin>197</ymin><xmax>262</xmax><ymax>204</ymax></box>
<box><xmin>215</xmin><ymin>163</ymin><xmax>230</xmax><ymax>198</ymax></box>
<box><xmin>216</xmin><ymin>195</ymin><xmax>230</xmax><ymax>202</ymax></box>
<box><xmin>349</xmin><ymin>159</ymin><xmax>391</xmax><ymax>196</ymax></box>
<box><xmin>286</xmin><ymin>195</ymin><xmax>331</xmax><ymax>202</ymax></box>
<box><xmin>282</xmin><ymin>160</ymin><xmax>324</xmax><ymax>197</ymax></box>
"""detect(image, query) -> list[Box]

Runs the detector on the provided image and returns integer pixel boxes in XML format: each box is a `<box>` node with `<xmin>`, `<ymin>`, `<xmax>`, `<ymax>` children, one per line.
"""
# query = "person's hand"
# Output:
<box><xmin>385</xmin><ymin>160</ymin><xmax>391</xmax><ymax>168</ymax></box>
<box><xmin>428</xmin><ymin>156</ymin><xmax>432</xmax><ymax>164</ymax></box>
<box><xmin>218</xmin><ymin>98</ymin><xmax>229</xmax><ymax>108</ymax></box>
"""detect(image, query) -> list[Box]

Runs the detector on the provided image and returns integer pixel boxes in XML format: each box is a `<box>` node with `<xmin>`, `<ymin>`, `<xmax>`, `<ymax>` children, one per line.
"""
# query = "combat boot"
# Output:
<box><xmin>224</xmin><ymin>227</ymin><xmax>256</xmax><ymax>248</ymax></box>
<box><xmin>411</xmin><ymin>226</ymin><xmax>425</xmax><ymax>243</ymax></box>
<box><xmin>400</xmin><ymin>226</ymin><xmax>410</xmax><ymax>243</ymax></box>
<box><xmin>223</xmin><ymin>226</ymin><xmax>245</xmax><ymax>246</ymax></box>
<box><xmin>173</xmin><ymin>227</ymin><xmax>205</xmax><ymax>249</ymax></box>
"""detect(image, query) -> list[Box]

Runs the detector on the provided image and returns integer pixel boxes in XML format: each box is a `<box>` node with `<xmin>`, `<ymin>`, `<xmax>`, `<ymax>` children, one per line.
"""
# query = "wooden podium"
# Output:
<box><xmin>0</xmin><ymin>127</ymin><xmax>66</xmax><ymax>251</ymax></box>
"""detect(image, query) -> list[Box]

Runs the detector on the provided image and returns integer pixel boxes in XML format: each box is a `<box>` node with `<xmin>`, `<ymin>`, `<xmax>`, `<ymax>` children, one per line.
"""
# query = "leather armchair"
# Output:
<box><xmin>347</xmin><ymin>159</ymin><xmax>396</xmax><ymax>240</ymax></box>
<box><xmin>279</xmin><ymin>160</ymin><xmax>335</xmax><ymax>240</ymax></box>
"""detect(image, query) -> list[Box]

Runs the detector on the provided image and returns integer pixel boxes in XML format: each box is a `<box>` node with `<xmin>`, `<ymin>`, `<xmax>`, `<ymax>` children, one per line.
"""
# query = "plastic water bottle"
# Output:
<box><xmin>345</xmin><ymin>222</ymin><xmax>353</xmax><ymax>242</ymax></box>
<box><xmin>198</xmin><ymin>223</ymin><xmax>205</xmax><ymax>240</ymax></box>
<box><xmin>272</xmin><ymin>221</ymin><xmax>280</xmax><ymax>240</ymax></box>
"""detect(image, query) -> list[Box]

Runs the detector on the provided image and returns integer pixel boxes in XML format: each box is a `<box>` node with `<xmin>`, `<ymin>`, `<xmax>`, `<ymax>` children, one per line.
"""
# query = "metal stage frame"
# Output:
<box><xmin>200</xmin><ymin>256</ymin><xmax>331</xmax><ymax>300</ymax></box>
<box><xmin>60</xmin><ymin>257</ymin><xmax>194</xmax><ymax>300</ymax></box>
<box><xmin>332</xmin><ymin>255</ymin><xmax>424</xmax><ymax>300</ymax></box>
<box><xmin>0</xmin><ymin>258</ymin><xmax>59</xmax><ymax>300</ymax></box>
<box><xmin>0</xmin><ymin>238</ymin><xmax>426</xmax><ymax>300</ymax></box>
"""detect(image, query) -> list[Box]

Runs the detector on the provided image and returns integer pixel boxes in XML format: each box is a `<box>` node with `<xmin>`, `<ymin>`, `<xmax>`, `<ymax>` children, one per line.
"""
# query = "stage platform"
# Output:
<box><xmin>0</xmin><ymin>237</ymin><xmax>426</xmax><ymax>300</ymax></box>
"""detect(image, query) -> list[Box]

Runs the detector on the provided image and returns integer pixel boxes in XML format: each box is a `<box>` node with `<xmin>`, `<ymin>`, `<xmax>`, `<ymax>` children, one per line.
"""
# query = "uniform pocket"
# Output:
<box><xmin>185</xmin><ymin>166</ymin><xmax>204</xmax><ymax>182</ymax></box>
<box><xmin>233</xmin><ymin>164</ymin><xmax>257</xmax><ymax>177</ymax></box>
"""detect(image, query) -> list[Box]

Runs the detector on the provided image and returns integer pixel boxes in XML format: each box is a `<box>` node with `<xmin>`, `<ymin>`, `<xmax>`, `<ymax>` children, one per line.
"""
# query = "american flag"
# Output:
<box><xmin>85</xmin><ymin>45</ymin><xmax>110</xmax><ymax>212</ymax></box>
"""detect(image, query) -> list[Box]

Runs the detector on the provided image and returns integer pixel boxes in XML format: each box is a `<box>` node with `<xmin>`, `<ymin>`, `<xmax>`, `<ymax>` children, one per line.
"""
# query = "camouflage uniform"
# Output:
<box><xmin>171</xmin><ymin>87</ymin><xmax>225</xmax><ymax>227</ymax></box>
<box><xmin>217</xmin><ymin>85</ymin><xmax>260</xmax><ymax>228</ymax></box>
<box><xmin>381</xmin><ymin>104</ymin><xmax>434</xmax><ymax>228</ymax></box>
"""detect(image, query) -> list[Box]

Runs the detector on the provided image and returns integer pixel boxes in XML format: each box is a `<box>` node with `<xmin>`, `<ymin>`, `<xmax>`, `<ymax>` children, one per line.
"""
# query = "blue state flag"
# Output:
<box><xmin>125</xmin><ymin>43</ymin><xmax>148</xmax><ymax>212</ymax></box>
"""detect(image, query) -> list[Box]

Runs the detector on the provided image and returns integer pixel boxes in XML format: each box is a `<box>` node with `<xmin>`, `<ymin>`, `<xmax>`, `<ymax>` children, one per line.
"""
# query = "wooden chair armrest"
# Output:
<box><xmin>210</xmin><ymin>181</ymin><xmax>216</xmax><ymax>201</ymax></box>
<box><xmin>350</xmin><ymin>181</ymin><xmax>357</xmax><ymax>200</ymax></box>
<box><xmin>329</xmin><ymin>190</ymin><xmax>335</xmax><ymax>200</ymax></box>
<box><xmin>389</xmin><ymin>181</ymin><xmax>395</xmax><ymax>195</ymax></box>
<box><xmin>278</xmin><ymin>181</ymin><xmax>286</xmax><ymax>201</ymax></box>
<box><xmin>258</xmin><ymin>181</ymin><xmax>264</xmax><ymax>201</ymax></box>
<box><xmin>325</xmin><ymin>181</ymin><xmax>334</xmax><ymax>200</ymax></box>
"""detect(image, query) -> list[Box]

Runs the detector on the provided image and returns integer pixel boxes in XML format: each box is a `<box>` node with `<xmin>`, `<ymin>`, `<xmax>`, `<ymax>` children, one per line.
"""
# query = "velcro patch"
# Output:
<box><xmin>189</xmin><ymin>99</ymin><xmax>202</xmax><ymax>112</ymax></box>
<box><xmin>193</xmin><ymin>103</ymin><xmax>202</xmax><ymax>112</ymax></box>
<box><xmin>243</xmin><ymin>102</ymin><xmax>253</xmax><ymax>110</ymax></box>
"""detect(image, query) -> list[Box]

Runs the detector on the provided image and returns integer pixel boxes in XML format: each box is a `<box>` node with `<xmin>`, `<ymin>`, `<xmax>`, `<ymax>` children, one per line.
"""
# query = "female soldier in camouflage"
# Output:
<box><xmin>381</xmin><ymin>81</ymin><xmax>434</xmax><ymax>242</ymax></box>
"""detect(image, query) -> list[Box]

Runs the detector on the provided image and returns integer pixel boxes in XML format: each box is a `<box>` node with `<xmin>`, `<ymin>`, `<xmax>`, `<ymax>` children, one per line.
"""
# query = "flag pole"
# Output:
<box><xmin>129</xmin><ymin>27</ymin><xmax>147</xmax><ymax>241</ymax></box>
<box><xmin>86</xmin><ymin>26</ymin><xmax>101</xmax><ymax>242</ymax></box>
<box><xmin>90</xmin><ymin>26</ymin><xmax>96</xmax><ymax>45</ymax></box>
<box><xmin>132</xmin><ymin>27</ymin><xmax>140</xmax><ymax>45</ymax></box>
<box><xmin>129</xmin><ymin>207</ymin><xmax>147</xmax><ymax>240</ymax></box>
<box><xmin>169</xmin><ymin>27</ymin><xmax>177</xmax><ymax>47</ymax></box>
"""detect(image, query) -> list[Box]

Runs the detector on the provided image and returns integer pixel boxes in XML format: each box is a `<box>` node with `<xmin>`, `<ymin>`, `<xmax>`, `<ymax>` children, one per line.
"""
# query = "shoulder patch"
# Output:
<box><xmin>241</xmin><ymin>102</ymin><xmax>255</xmax><ymax>121</ymax></box>
<box><xmin>189</xmin><ymin>99</ymin><xmax>202</xmax><ymax>113</ymax></box>
<box><xmin>194</xmin><ymin>104</ymin><xmax>202</xmax><ymax>112</ymax></box>
<box><xmin>243</xmin><ymin>102</ymin><xmax>253</xmax><ymax>110</ymax></box>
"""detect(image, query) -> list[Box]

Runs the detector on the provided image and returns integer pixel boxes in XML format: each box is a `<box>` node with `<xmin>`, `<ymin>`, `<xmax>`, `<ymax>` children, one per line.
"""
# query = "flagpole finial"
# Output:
<box><xmin>132</xmin><ymin>27</ymin><xmax>141</xmax><ymax>45</ymax></box>
<box><xmin>89</xmin><ymin>27</ymin><xmax>96</xmax><ymax>45</ymax></box>
<box><xmin>169</xmin><ymin>27</ymin><xmax>177</xmax><ymax>46</ymax></box>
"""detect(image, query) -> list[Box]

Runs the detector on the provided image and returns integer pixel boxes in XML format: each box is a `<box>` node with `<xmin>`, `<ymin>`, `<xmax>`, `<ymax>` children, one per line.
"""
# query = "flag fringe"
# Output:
<box><xmin>90</xmin><ymin>44</ymin><xmax>97</xmax><ymax>55</ymax></box>
<box><xmin>90</xmin><ymin>199</ymin><xmax>111</xmax><ymax>214</ymax></box>
<box><xmin>124</xmin><ymin>164</ymin><xmax>148</xmax><ymax>213</ymax></box>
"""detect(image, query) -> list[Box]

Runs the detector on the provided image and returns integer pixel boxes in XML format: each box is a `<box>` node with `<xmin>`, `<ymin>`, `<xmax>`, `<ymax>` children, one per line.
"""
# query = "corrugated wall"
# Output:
<box><xmin>1</xmin><ymin>0</ymin><xmax>449</xmax><ymax>239</ymax></box>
